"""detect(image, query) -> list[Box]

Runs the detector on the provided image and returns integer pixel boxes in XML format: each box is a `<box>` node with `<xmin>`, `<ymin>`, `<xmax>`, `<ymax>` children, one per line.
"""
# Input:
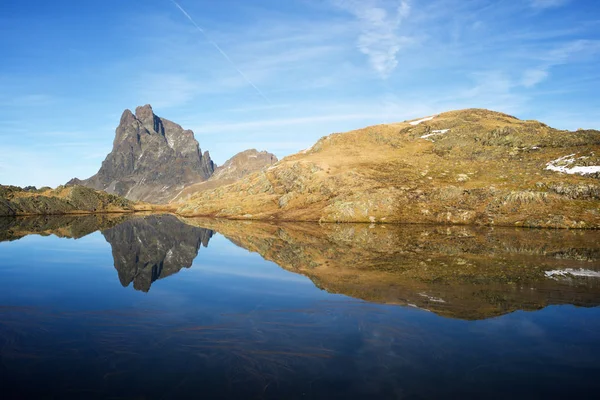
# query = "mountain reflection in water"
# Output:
<box><xmin>2</xmin><ymin>214</ymin><xmax>600</xmax><ymax>319</ymax></box>
<box><xmin>1</xmin><ymin>214</ymin><xmax>599</xmax><ymax>399</ymax></box>
<box><xmin>103</xmin><ymin>216</ymin><xmax>214</xmax><ymax>292</ymax></box>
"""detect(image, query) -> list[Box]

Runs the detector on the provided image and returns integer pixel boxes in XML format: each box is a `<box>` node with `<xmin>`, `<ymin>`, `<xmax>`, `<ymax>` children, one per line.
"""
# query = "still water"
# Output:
<box><xmin>1</xmin><ymin>214</ymin><xmax>599</xmax><ymax>399</ymax></box>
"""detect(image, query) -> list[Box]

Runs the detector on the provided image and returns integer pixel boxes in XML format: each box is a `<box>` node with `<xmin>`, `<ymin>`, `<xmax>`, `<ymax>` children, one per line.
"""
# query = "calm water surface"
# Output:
<box><xmin>1</xmin><ymin>214</ymin><xmax>599</xmax><ymax>399</ymax></box>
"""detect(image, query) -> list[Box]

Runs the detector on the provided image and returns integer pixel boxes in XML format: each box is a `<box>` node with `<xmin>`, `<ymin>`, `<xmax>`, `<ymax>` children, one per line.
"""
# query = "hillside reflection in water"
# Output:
<box><xmin>1</xmin><ymin>214</ymin><xmax>599</xmax><ymax>399</ymax></box>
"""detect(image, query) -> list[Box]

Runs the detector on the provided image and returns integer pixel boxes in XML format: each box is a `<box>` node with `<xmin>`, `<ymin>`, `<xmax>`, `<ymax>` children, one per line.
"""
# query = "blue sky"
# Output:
<box><xmin>1</xmin><ymin>0</ymin><xmax>599</xmax><ymax>187</ymax></box>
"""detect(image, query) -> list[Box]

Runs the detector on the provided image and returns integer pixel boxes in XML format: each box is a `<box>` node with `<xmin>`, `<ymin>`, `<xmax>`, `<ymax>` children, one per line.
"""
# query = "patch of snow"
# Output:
<box><xmin>545</xmin><ymin>269</ymin><xmax>600</xmax><ymax>279</ymax></box>
<box><xmin>410</xmin><ymin>116</ymin><xmax>435</xmax><ymax>126</ymax></box>
<box><xmin>546</xmin><ymin>154</ymin><xmax>600</xmax><ymax>175</ymax></box>
<box><xmin>418</xmin><ymin>293</ymin><xmax>446</xmax><ymax>303</ymax></box>
<box><xmin>420</xmin><ymin>129</ymin><xmax>450</xmax><ymax>140</ymax></box>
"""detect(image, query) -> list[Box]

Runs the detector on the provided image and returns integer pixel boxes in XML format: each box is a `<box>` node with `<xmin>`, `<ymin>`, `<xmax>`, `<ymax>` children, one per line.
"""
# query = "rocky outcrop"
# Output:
<box><xmin>171</xmin><ymin>149</ymin><xmax>278</xmax><ymax>202</ymax></box>
<box><xmin>102</xmin><ymin>214</ymin><xmax>214</xmax><ymax>292</ymax></box>
<box><xmin>177</xmin><ymin>108</ymin><xmax>600</xmax><ymax>228</ymax></box>
<box><xmin>70</xmin><ymin>105</ymin><xmax>215</xmax><ymax>204</ymax></box>
<box><xmin>0</xmin><ymin>185</ymin><xmax>136</xmax><ymax>216</ymax></box>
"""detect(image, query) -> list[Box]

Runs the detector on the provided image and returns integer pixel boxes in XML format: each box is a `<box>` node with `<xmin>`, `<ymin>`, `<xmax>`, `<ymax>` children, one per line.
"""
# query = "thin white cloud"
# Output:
<box><xmin>530</xmin><ymin>0</ymin><xmax>570</xmax><ymax>10</ymax></box>
<box><xmin>170</xmin><ymin>0</ymin><xmax>272</xmax><ymax>104</ymax></box>
<box><xmin>520</xmin><ymin>40</ymin><xmax>600</xmax><ymax>88</ymax></box>
<box><xmin>521</xmin><ymin>68</ymin><xmax>549</xmax><ymax>87</ymax></box>
<box><xmin>334</xmin><ymin>0</ymin><xmax>412</xmax><ymax>78</ymax></box>
<box><xmin>0</xmin><ymin>94</ymin><xmax>56</xmax><ymax>107</ymax></box>
<box><xmin>194</xmin><ymin>113</ymin><xmax>392</xmax><ymax>134</ymax></box>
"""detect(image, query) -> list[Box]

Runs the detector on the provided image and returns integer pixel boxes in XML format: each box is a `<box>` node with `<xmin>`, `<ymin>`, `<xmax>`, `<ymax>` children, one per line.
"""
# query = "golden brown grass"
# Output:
<box><xmin>175</xmin><ymin>109</ymin><xmax>600</xmax><ymax>228</ymax></box>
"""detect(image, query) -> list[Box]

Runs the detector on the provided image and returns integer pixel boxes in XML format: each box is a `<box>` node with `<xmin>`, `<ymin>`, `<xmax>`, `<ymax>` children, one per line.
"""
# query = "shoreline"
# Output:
<box><xmin>2</xmin><ymin>210</ymin><xmax>599</xmax><ymax>230</ymax></box>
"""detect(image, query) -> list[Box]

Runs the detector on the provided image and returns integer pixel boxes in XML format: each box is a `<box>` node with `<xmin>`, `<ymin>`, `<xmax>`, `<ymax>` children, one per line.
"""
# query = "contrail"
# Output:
<box><xmin>170</xmin><ymin>0</ymin><xmax>272</xmax><ymax>104</ymax></box>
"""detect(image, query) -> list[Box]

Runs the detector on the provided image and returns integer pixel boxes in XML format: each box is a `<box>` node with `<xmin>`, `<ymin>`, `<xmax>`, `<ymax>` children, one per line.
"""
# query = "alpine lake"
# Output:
<box><xmin>1</xmin><ymin>214</ymin><xmax>599</xmax><ymax>399</ymax></box>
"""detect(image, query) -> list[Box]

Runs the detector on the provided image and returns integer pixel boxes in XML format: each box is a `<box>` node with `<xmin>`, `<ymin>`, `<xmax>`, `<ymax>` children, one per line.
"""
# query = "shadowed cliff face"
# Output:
<box><xmin>71</xmin><ymin>105</ymin><xmax>215</xmax><ymax>204</ymax></box>
<box><xmin>101</xmin><ymin>214</ymin><xmax>214</xmax><ymax>292</ymax></box>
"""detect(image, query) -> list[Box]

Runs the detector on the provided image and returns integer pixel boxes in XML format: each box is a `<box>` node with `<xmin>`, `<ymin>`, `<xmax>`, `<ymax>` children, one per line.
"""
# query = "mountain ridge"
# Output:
<box><xmin>69</xmin><ymin>105</ymin><xmax>278</xmax><ymax>204</ymax></box>
<box><xmin>170</xmin><ymin>148</ymin><xmax>278</xmax><ymax>202</ymax></box>
<box><xmin>176</xmin><ymin>108</ymin><xmax>600</xmax><ymax>228</ymax></box>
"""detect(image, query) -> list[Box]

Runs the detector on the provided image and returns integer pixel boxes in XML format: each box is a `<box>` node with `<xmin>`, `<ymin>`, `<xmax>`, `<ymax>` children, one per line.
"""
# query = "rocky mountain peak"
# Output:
<box><xmin>71</xmin><ymin>105</ymin><xmax>215</xmax><ymax>204</ymax></box>
<box><xmin>120</xmin><ymin>109</ymin><xmax>136</xmax><ymax>125</ymax></box>
<box><xmin>134</xmin><ymin>104</ymin><xmax>165</xmax><ymax>135</ymax></box>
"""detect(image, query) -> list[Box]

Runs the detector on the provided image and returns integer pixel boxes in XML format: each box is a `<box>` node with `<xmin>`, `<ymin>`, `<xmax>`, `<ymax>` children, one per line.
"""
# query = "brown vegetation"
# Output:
<box><xmin>175</xmin><ymin>109</ymin><xmax>600</xmax><ymax>228</ymax></box>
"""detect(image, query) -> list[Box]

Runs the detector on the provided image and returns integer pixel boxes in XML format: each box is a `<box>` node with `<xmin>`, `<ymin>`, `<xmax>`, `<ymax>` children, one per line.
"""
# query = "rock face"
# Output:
<box><xmin>177</xmin><ymin>108</ymin><xmax>600</xmax><ymax>228</ymax></box>
<box><xmin>171</xmin><ymin>149</ymin><xmax>278</xmax><ymax>202</ymax></box>
<box><xmin>0</xmin><ymin>185</ymin><xmax>135</xmax><ymax>216</ymax></box>
<box><xmin>102</xmin><ymin>214</ymin><xmax>214</xmax><ymax>292</ymax></box>
<box><xmin>71</xmin><ymin>105</ymin><xmax>215</xmax><ymax>204</ymax></box>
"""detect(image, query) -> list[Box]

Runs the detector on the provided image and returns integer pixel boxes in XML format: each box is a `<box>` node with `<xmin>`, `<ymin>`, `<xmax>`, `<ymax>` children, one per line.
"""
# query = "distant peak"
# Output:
<box><xmin>120</xmin><ymin>109</ymin><xmax>135</xmax><ymax>124</ymax></box>
<box><xmin>135</xmin><ymin>104</ymin><xmax>154</xmax><ymax>120</ymax></box>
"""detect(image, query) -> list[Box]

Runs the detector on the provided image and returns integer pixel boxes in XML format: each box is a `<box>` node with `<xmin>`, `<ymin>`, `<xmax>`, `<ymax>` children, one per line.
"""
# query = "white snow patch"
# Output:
<box><xmin>545</xmin><ymin>154</ymin><xmax>600</xmax><ymax>175</ymax></box>
<box><xmin>410</xmin><ymin>116</ymin><xmax>435</xmax><ymax>125</ymax></box>
<box><xmin>420</xmin><ymin>129</ymin><xmax>450</xmax><ymax>140</ymax></box>
<box><xmin>418</xmin><ymin>293</ymin><xmax>446</xmax><ymax>303</ymax></box>
<box><xmin>545</xmin><ymin>269</ymin><xmax>600</xmax><ymax>279</ymax></box>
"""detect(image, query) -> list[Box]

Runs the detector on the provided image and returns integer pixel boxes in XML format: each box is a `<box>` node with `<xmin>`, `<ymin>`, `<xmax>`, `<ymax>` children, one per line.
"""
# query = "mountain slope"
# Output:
<box><xmin>177</xmin><ymin>108</ymin><xmax>600</xmax><ymax>228</ymax></box>
<box><xmin>171</xmin><ymin>149</ymin><xmax>278</xmax><ymax>202</ymax></box>
<box><xmin>70</xmin><ymin>104</ymin><xmax>215</xmax><ymax>204</ymax></box>
<box><xmin>0</xmin><ymin>185</ymin><xmax>137</xmax><ymax>216</ymax></box>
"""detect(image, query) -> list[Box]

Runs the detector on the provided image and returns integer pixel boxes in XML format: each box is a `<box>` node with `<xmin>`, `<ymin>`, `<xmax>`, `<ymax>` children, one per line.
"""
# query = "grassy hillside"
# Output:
<box><xmin>0</xmin><ymin>185</ymin><xmax>142</xmax><ymax>216</ymax></box>
<box><xmin>177</xmin><ymin>109</ymin><xmax>600</xmax><ymax>228</ymax></box>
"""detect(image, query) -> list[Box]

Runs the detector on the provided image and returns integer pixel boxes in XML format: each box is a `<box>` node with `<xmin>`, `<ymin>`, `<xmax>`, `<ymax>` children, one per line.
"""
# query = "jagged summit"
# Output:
<box><xmin>70</xmin><ymin>104</ymin><xmax>215</xmax><ymax>204</ymax></box>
